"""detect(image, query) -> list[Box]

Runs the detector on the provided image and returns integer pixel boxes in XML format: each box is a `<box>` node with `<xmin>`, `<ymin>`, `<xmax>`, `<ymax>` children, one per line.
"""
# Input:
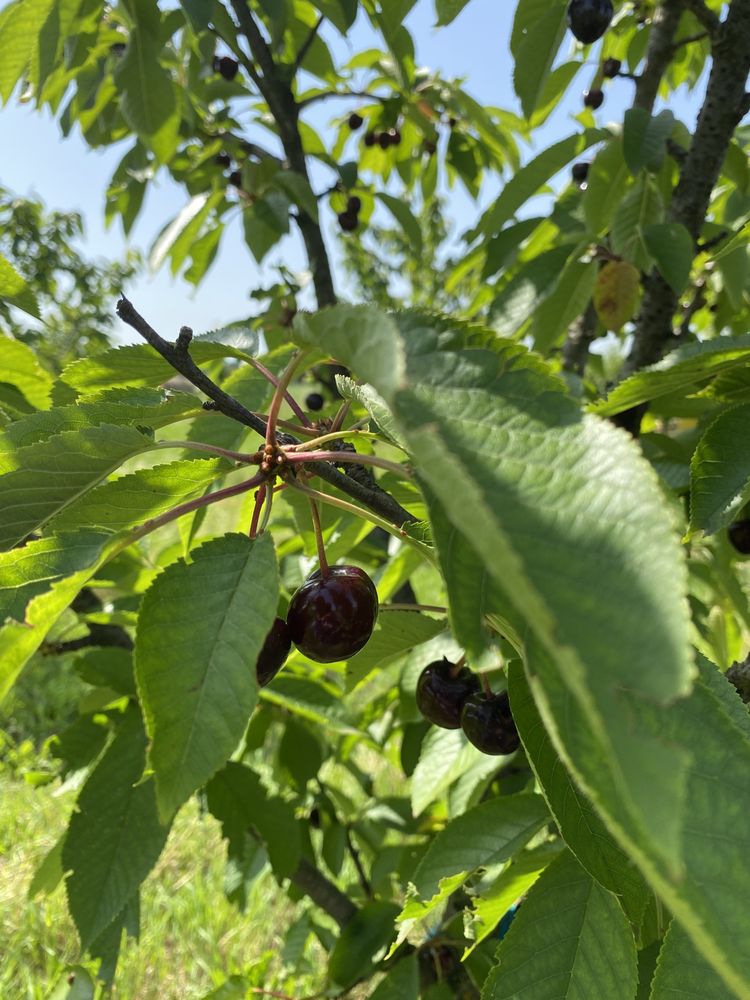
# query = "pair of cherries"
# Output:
<box><xmin>255</xmin><ymin>565</ymin><xmax>379</xmax><ymax>687</ymax></box>
<box><xmin>416</xmin><ymin>658</ymin><xmax>520</xmax><ymax>756</ymax></box>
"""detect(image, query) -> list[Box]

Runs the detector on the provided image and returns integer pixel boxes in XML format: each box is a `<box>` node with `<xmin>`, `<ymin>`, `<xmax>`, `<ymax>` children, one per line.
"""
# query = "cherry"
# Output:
<box><xmin>348</xmin><ymin>112</ymin><xmax>364</xmax><ymax>130</ymax></box>
<box><xmin>228</xmin><ymin>169</ymin><xmax>243</xmax><ymax>188</ymax></box>
<box><xmin>110</xmin><ymin>42</ymin><xmax>127</xmax><ymax>57</ymax></box>
<box><xmin>460</xmin><ymin>691</ymin><xmax>520</xmax><ymax>755</ymax></box>
<box><xmin>256</xmin><ymin>617</ymin><xmax>292</xmax><ymax>687</ymax></box>
<box><xmin>337</xmin><ymin>211</ymin><xmax>358</xmax><ymax>232</ymax></box>
<box><xmin>364</xmin><ymin>131</ymin><xmax>377</xmax><ymax>147</ymax></box>
<box><xmin>287</xmin><ymin>566</ymin><xmax>378</xmax><ymax>662</ymax></box>
<box><xmin>571</xmin><ymin>161</ymin><xmax>590</xmax><ymax>183</ymax></box>
<box><xmin>215</xmin><ymin>151</ymin><xmax>231</xmax><ymax>169</ymax></box>
<box><xmin>583</xmin><ymin>88</ymin><xmax>605</xmax><ymax>109</ymax></box>
<box><xmin>306</xmin><ymin>391</ymin><xmax>324</xmax><ymax>411</ymax></box>
<box><xmin>567</xmin><ymin>0</ymin><xmax>614</xmax><ymax>45</ymax></box>
<box><xmin>213</xmin><ymin>55</ymin><xmax>239</xmax><ymax>81</ymax></box>
<box><xmin>424</xmin><ymin>139</ymin><xmax>437</xmax><ymax>156</ymax></box>
<box><xmin>729</xmin><ymin>520</ymin><xmax>750</xmax><ymax>555</ymax></box>
<box><xmin>602</xmin><ymin>57</ymin><xmax>621</xmax><ymax>78</ymax></box>
<box><xmin>347</xmin><ymin>195</ymin><xmax>362</xmax><ymax>215</ymax></box>
<box><xmin>386</xmin><ymin>128</ymin><xmax>401</xmax><ymax>146</ymax></box>
<box><xmin>377</xmin><ymin>131</ymin><xmax>391</xmax><ymax>150</ymax></box>
<box><xmin>416</xmin><ymin>658</ymin><xmax>480</xmax><ymax>730</ymax></box>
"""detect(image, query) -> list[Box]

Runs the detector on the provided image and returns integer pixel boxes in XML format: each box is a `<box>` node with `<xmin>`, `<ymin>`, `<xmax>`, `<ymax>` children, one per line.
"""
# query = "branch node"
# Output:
<box><xmin>176</xmin><ymin>326</ymin><xmax>193</xmax><ymax>353</ymax></box>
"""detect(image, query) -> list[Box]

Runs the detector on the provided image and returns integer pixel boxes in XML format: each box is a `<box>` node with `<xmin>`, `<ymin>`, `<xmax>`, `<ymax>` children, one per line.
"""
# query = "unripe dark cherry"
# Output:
<box><xmin>460</xmin><ymin>691</ymin><xmax>521</xmax><ymax>756</ymax></box>
<box><xmin>729</xmin><ymin>520</ymin><xmax>750</xmax><ymax>555</ymax></box>
<box><xmin>567</xmin><ymin>0</ymin><xmax>614</xmax><ymax>45</ymax></box>
<box><xmin>416</xmin><ymin>658</ymin><xmax>480</xmax><ymax>730</ymax></box>
<box><xmin>287</xmin><ymin>566</ymin><xmax>378</xmax><ymax>663</ymax></box>
<box><xmin>256</xmin><ymin>617</ymin><xmax>292</xmax><ymax>687</ymax></box>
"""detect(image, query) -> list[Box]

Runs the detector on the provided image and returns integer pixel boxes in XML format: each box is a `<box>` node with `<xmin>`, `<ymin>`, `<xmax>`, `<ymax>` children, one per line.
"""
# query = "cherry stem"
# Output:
<box><xmin>286</xmin><ymin>480</ymin><xmax>437</xmax><ymax>566</ymax></box>
<box><xmin>131</xmin><ymin>471</ymin><xmax>267</xmax><ymax>541</ymax></box>
<box><xmin>286</xmin><ymin>450</ymin><xmax>411</xmax><ymax>478</ymax></box>
<box><xmin>286</xmin><ymin>426</ymin><xmax>383</xmax><ymax>450</ymax></box>
<box><xmin>249</xmin><ymin>484</ymin><xmax>267</xmax><ymax>538</ymax></box>
<box><xmin>265</xmin><ymin>349</ymin><xmax>309</xmax><ymax>450</ymax></box>
<box><xmin>246</xmin><ymin>357</ymin><xmax>312</xmax><ymax>427</ymax></box>
<box><xmin>259</xmin><ymin>478</ymin><xmax>275</xmax><ymax>533</ymax></box>
<box><xmin>481</xmin><ymin>673</ymin><xmax>493</xmax><ymax>697</ymax></box>
<box><xmin>450</xmin><ymin>654</ymin><xmax>467</xmax><ymax>678</ymax></box>
<box><xmin>330</xmin><ymin>399</ymin><xmax>350</xmax><ymax>433</ymax></box>
<box><xmin>308</xmin><ymin>497</ymin><xmax>330</xmax><ymax>576</ymax></box>
<box><xmin>379</xmin><ymin>603</ymin><xmax>447</xmax><ymax>614</ymax></box>
<box><xmin>154</xmin><ymin>439</ymin><xmax>260</xmax><ymax>464</ymax></box>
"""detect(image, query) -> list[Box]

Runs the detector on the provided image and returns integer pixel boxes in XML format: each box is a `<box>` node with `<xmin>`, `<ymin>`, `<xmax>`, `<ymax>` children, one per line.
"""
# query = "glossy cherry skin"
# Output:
<box><xmin>583</xmin><ymin>88</ymin><xmax>604</xmax><ymax>109</ymax></box>
<box><xmin>729</xmin><ymin>520</ymin><xmax>750</xmax><ymax>555</ymax></box>
<box><xmin>416</xmin><ymin>658</ymin><xmax>480</xmax><ymax>730</ymax></box>
<box><xmin>305</xmin><ymin>391</ymin><xmax>324</xmax><ymax>412</ymax></box>
<box><xmin>256</xmin><ymin>617</ymin><xmax>292</xmax><ymax>687</ymax></box>
<box><xmin>460</xmin><ymin>691</ymin><xmax>521</xmax><ymax>755</ymax></box>
<box><xmin>567</xmin><ymin>0</ymin><xmax>613</xmax><ymax>45</ymax></box>
<box><xmin>287</xmin><ymin>565</ymin><xmax>378</xmax><ymax>663</ymax></box>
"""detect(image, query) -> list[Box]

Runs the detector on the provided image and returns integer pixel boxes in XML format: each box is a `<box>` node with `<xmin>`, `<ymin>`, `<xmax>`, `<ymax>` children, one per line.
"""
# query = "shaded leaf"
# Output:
<box><xmin>689</xmin><ymin>404</ymin><xmax>750</xmax><ymax>536</ymax></box>
<box><xmin>593</xmin><ymin>260</ymin><xmax>641</xmax><ymax>331</ymax></box>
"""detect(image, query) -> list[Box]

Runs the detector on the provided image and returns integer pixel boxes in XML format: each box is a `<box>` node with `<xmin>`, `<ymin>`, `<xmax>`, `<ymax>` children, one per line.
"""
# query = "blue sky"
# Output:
<box><xmin>0</xmin><ymin>0</ymin><xmax>706</xmax><ymax>340</ymax></box>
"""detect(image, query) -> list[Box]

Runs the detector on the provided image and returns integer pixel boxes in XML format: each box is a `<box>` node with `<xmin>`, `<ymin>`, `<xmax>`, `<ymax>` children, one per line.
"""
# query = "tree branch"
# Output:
<box><xmin>292</xmin><ymin>14</ymin><xmax>324</xmax><ymax>76</ymax></box>
<box><xmin>290</xmin><ymin>857</ymin><xmax>358</xmax><ymax>928</ymax></box>
<box><xmin>627</xmin><ymin>0</ymin><xmax>750</xmax><ymax>373</ymax></box>
<box><xmin>633</xmin><ymin>0</ymin><xmax>684</xmax><ymax>112</ymax></box>
<box><xmin>228</xmin><ymin>0</ymin><xmax>337</xmax><ymax>309</ymax></box>
<box><xmin>562</xmin><ymin>300</ymin><xmax>599</xmax><ymax>375</ymax></box>
<box><xmin>684</xmin><ymin>0</ymin><xmax>721</xmax><ymax>35</ymax></box>
<box><xmin>115</xmin><ymin>297</ymin><xmax>417</xmax><ymax>528</ymax></box>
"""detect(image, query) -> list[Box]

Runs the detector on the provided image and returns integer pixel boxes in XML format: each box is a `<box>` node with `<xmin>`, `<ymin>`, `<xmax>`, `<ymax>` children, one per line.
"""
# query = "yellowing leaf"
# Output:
<box><xmin>593</xmin><ymin>260</ymin><xmax>641</xmax><ymax>331</ymax></box>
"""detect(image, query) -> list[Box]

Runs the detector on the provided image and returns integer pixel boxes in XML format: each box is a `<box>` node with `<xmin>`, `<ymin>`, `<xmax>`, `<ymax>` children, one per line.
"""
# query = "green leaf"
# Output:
<box><xmin>59</xmin><ymin>342</ymin><xmax>258</xmax><ymax>397</ymax></box>
<box><xmin>0</xmin><ymin>532</ymin><xmax>112</xmax><ymax>702</ymax></box>
<box><xmin>412</xmin><ymin>793</ymin><xmax>549</xmax><ymax>902</ymax></box>
<box><xmin>63</xmin><ymin>706</ymin><xmax>170</xmax><ymax>949</ymax></box>
<box><xmin>411</xmin><ymin>725</ymin><xmax>486</xmax><ymax>816</ymax></box>
<box><xmin>0</xmin><ymin>256</ymin><xmax>41</xmax><ymax>318</ymax></box>
<box><xmin>328</xmin><ymin>901</ymin><xmax>400</xmax><ymax>987</ymax></box>
<box><xmin>0</xmin><ymin>0</ymin><xmax>54</xmax><ymax>103</ymax></box>
<box><xmin>0</xmin><ymin>424</ymin><xmax>153</xmax><ymax>550</ymax></box>
<box><xmin>47</xmin><ymin>967</ymin><xmax>95</xmax><ymax>1000</ymax></box>
<box><xmin>482</xmin><ymin>851</ymin><xmax>638</xmax><ymax>1000</ymax></box>
<box><xmin>470</xmin><ymin>131</ymin><xmax>605</xmax><ymax>238</ymax></box>
<box><xmin>610</xmin><ymin>175</ymin><xmax>663</xmax><ymax>269</ymax></box>
<box><xmin>508</xmin><ymin>663</ymin><xmax>649</xmax><ymax>922</ymax></box>
<box><xmin>593</xmin><ymin>333</ymin><xmax>750</xmax><ymax>416</ymax></box>
<box><xmin>689</xmin><ymin>404</ymin><xmax>750</xmax><ymax>537</ymax></box>
<box><xmin>114</xmin><ymin>26</ymin><xmax>179</xmax><ymax>162</ymax></box>
<box><xmin>75</xmin><ymin>648</ymin><xmax>136</xmax><ymax>696</ymax></box>
<box><xmin>623</xmin><ymin>108</ymin><xmax>675</xmax><ymax>174</ymax></box>
<box><xmin>643</xmin><ymin>222</ymin><xmax>694</xmax><ymax>295</ymax></box>
<box><xmin>345</xmin><ymin>610</ymin><xmax>445</xmax><ymax>687</ymax></box>
<box><xmin>242</xmin><ymin>192</ymin><xmax>290</xmax><ymax>263</ymax></box>
<box><xmin>369</xmin><ymin>954</ymin><xmax>419</xmax><ymax>1000</ymax></box>
<box><xmin>530</xmin><ymin>255</ymin><xmax>598</xmax><ymax>352</ymax></box>
<box><xmin>135</xmin><ymin>533</ymin><xmax>279</xmax><ymax>820</ymax></box>
<box><xmin>205</xmin><ymin>762</ymin><xmax>301</xmax><ymax>880</ymax></box>
<box><xmin>274</xmin><ymin>171</ymin><xmax>319</xmax><ymax>223</ymax></box>
<box><xmin>0</xmin><ymin>389</ymin><xmax>200</xmax><ymax>454</ymax></box>
<box><xmin>294</xmin><ymin>305</ymin><xmax>405</xmax><ymax>402</ymax></box>
<box><xmin>0</xmin><ymin>335</ymin><xmax>53</xmax><ymax>408</ymax></box>
<box><xmin>434</xmin><ymin>0</ymin><xmax>471</xmax><ymax>25</ymax></box>
<box><xmin>50</xmin><ymin>457</ymin><xmax>230</xmax><ymax>533</ymax></box>
<box><xmin>377</xmin><ymin>193</ymin><xmax>423</xmax><ymax>255</ymax></box>
<box><xmin>260</xmin><ymin>674</ymin><xmax>354</xmax><ymax>731</ymax></box>
<box><xmin>650</xmin><ymin>923</ymin><xmax>735</xmax><ymax>1000</ymax></box>
<box><xmin>511</xmin><ymin>0</ymin><xmax>568</xmax><ymax>119</ymax></box>
<box><xmin>583</xmin><ymin>138</ymin><xmax>632</xmax><ymax>235</ymax></box>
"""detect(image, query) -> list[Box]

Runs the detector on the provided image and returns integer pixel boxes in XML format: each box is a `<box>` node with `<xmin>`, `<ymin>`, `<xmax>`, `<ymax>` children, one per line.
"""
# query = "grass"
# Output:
<box><xmin>0</xmin><ymin>774</ymin><xmax>323</xmax><ymax>1000</ymax></box>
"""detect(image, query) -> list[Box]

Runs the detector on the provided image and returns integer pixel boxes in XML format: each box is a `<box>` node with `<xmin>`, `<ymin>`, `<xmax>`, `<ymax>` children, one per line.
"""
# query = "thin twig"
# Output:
<box><xmin>344</xmin><ymin>827</ymin><xmax>373</xmax><ymax>899</ymax></box>
<box><xmin>287</xmin><ymin>450</ymin><xmax>412</xmax><ymax>478</ymax></box>
<box><xmin>292</xmin><ymin>14</ymin><xmax>324</xmax><ymax>75</ymax></box>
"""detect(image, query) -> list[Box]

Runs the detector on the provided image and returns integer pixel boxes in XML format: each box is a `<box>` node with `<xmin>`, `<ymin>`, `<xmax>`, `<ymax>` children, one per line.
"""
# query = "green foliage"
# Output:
<box><xmin>2</xmin><ymin>1</ymin><xmax>750</xmax><ymax>998</ymax></box>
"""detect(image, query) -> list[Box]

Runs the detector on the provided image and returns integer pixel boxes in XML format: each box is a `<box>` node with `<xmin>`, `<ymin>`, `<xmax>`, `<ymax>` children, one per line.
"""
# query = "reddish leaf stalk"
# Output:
<box><xmin>308</xmin><ymin>497</ymin><xmax>329</xmax><ymax>576</ymax></box>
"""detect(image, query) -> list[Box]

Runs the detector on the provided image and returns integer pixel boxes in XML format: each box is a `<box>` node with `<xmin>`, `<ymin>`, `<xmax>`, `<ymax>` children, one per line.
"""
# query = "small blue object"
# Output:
<box><xmin>496</xmin><ymin>903</ymin><xmax>520</xmax><ymax>941</ymax></box>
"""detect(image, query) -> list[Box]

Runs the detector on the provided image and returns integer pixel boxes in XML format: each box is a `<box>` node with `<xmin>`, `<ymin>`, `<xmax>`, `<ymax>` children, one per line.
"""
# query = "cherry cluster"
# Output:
<box><xmin>415</xmin><ymin>657</ymin><xmax>520</xmax><ymax>756</ymax></box>
<box><xmin>338</xmin><ymin>195</ymin><xmax>362</xmax><ymax>233</ymax></box>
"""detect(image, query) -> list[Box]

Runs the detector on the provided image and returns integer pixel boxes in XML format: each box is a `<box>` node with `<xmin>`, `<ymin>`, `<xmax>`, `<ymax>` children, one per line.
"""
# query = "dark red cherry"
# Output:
<box><xmin>583</xmin><ymin>88</ymin><xmax>605</xmax><ymax>109</ymax></box>
<box><xmin>572</xmin><ymin>161</ymin><xmax>590</xmax><ymax>183</ymax></box>
<box><xmin>215</xmin><ymin>151</ymin><xmax>231</xmax><ymax>169</ymax></box>
<box><xmin>567</xmin><ymin>0</ymin><xmax>614</xmax><ymax>45</ymax></box>
<box><xmin>214</xmin><ymin>55</ymin><xmax>239</xmax><ymax>80</ymax></box>
<box><xmin>460</xmin><ymin>691</ymin><xmax>520</xmax><ymax>755</ymax></box>
<box><xmin>416</xmin><ymin>658</ymin><xmax>480</xmax><ymax>730</ymax></box>
<box><xmin>228</xmin><ymin>169</ymin><xmax>243</xmax><ymax>188</ymax></box>
<box><xmin>602</xmin><ymin>57</ymin><xmax>621</xmax><ymax>78</ymax></box>
<box><xmin>305</xmin><ymin>392</ymin><xmax>324</xmax><ymax>411</ymax></box>
<box><xmin>347</xmin><ymin>195</ymin><xmax>362</xmax><ymax>215</ymax></box>
<box><xmin>386</xmin><ymin>128</ymin><xmax>401</xmax><ymax>146</ymax></box>
<box><xmin>348</xmin><ymin>112</ymin><xmax>364</xmax><ymax>130</ymax></box>
<box><xmin>287</xmin><ymin>566</ymin><xmax>378</xmax><ymax>663</ymax></box>
<box><xmin>377</xmin><ymin>131</ymin><xmax>391</xmax><ymax>150</ymax></box>
<box><xmin>729</xmin><ymin>520</ymin><xmax>750</xmax><ymax>555</ymax></box>
<box><xmin>364</xmin><ymin>131</ymin><xmax>377</xmax><ymax>147</ymax></box>
<box><xmin>337</xmin><ymin>211</ymin><xmax>358</xmax><ymax>232</ymax></box>
<box><xmin>256</xmin><ymin>617</ymin><xmax>292</xmax><ymax>687</ymax></box>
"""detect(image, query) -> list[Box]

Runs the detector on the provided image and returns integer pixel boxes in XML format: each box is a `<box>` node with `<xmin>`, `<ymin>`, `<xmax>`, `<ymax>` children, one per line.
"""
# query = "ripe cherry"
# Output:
<box><xmin>583</xmin><ymin>88</ymin><xmax>605</xmax><ymax>109</ymax></box>
<box><xmin>287</xmin><ymin>566</ymin><xmax>378</xmax><ymax>662</ymax></box>
<box><xmin>567</xmin><ymin>0</ymin><xmax>614</xmax><ymax>45</ymax></box>
<box><xmin>460</xmin><ymin>691</ymin><xmax>520</xmax><ymax>755</ymax></box>
<box><xmin>213</xmin><ymin>55</ymin><xmax>239</xmax><ymax>81</ymax></box>
<box><xmin>602</xmin><ymin>57</ymin><xmax>621</xmax><ymax>78</ymax></box>
<box><xmin>215</xmin><ymin>151</ymin><xmax>231</xmax><ymax>169</ymax></box>
<box><xmin>386</xmin><ymin>128</ymin><xmax>401</xmax><ymax>146</ymax></box>
<box><xmin>347</xmin><ymin>195</ymin><xmax>362</xmax><ymax>215</ymax></box>
<box><xmin>256</xmin><ymin>617</ymin><xmax>292</xmax><ymax>687</ymax></box>
<box><xmin>306</xmin><ymin>391</ymin><xmax>324</xmax><ymax>411</ymax></box>
<box><xmin>424</xmin><ymin>139</ymin><xmax>437</xmax><ymax>156</ymax></box>
<box><xmin>337</xmin><ymin>211</ymin><xmax>358</xmax><ymax>232</ymax></box>
<box><xmin>377</xmin><ymin>131</ymin><xmax>391</xmax><ymax>150</ymax></box>
<box><xmin>364</xmin><ymin>131</ymin><xmax>377</xmax><ymax>147</ymax></box>
<box><xmin>572</xmin><ymin>161</ymin><xmax>590</xmax><ymax>183</ymax></box>
<box><xmin>228</xmin><ymin>169</ymin><xmax>243</xmax><ymax>188</ymax></box>
<box><xmin>729</xmin><ymin>520</ymin><xmax>750</xmax><ymax>555</ymax></box>
<box><xmin>416</xmin><ymin>658</ymin><xmax>480</xmax><ymax>730</ymax></box>
<box><xmin>348</xmin><ymin>112</ymin><xmax>364</xmax><ymax>130</ymax></box>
